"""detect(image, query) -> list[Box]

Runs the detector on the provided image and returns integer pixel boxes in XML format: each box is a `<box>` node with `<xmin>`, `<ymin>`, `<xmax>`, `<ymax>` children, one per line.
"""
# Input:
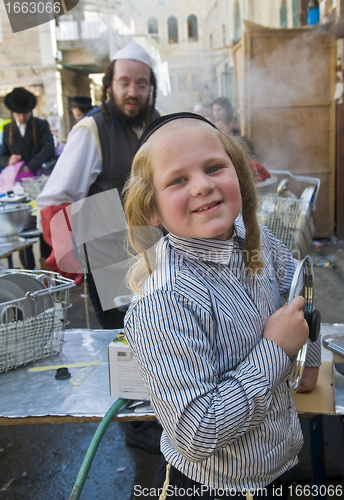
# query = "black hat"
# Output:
<box><xmin>70</xmin><ymin>96</ymin><xmax>93</xmax><ymax>109</ymax></box>
<box><xmin>4</xmin><ymin>87</ymin><xmax>37</xmax><ymax>113</ymax></box>
<box><xmin>135</xmin><ymin>112</ymin><xmax>217</xmax><ymax>153</ymax></box>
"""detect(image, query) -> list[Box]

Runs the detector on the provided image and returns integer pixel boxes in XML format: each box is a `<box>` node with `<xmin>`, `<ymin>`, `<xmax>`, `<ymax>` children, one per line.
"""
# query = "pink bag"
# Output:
<box><xmin>15</xmin><ymin>171</ymin><xmax>35</xmax><ymax>182</ymax></box>
<box><xmin>0</xmin><ymin>161</ymin><xmax>24</xmax><ymax>193</ymax></box>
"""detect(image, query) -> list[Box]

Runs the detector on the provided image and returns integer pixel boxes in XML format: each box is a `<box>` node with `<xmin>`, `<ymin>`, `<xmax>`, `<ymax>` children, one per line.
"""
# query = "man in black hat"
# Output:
<box><xmin>0</xmin><ymin>87</ymin><xmax>55</xmax><ymax>269</ymax></box>
<box><xmin>0</xmin><ymin>87</ymin><xmax>55</xmax><ymax>175</ymax></box>
<box><xmin>70</xmin><ymin>96</ymin><xmax>94</xmax><ymax>123</ymax></box>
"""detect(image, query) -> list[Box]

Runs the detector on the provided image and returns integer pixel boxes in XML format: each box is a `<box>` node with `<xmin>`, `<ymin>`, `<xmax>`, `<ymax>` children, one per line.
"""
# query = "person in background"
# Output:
<box><xmin>214</xmin><ymin>112</ymin><xmax>234</xmax><ymax>136</ymax></box>
<box><xmin>212</xmin><ymin>96</ymin><xmax>241</xmax><ymax>135</ymax></box>
<box><xmin>212</xmin><ymin>96</ymin><xmax>234</xmax><ymax>121</ymax></box>
<box><xmin>70</xmin><ymin>96</ymin><xmax>94</xmax><ymax>123</ymax></box>
<box><xmin>215</xmin><ymin>113</ymin><xmax>253</xmax><ymax>154</ymax></box>
<box><xmin>0</xmin><ymin>87</ymin><xmax>55</xmax><ymax>175</ymax></box>
<box><xmin>36</xmin><ymin>41</ymin><xmax>162</xmax><ymax>454</ymax></box>
<box><xmin>215</xmin><ymin>111</ymin><xmax>271</xmax><ymax>184</ymax></box>
<box><xmin>0</xmin><ymin>87</ymin><xmax>55</xmax><ymax>269</ymax></box>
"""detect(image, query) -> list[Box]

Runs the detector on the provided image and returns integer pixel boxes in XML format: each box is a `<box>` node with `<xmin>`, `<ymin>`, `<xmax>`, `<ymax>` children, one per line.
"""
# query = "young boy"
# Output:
<box><xmin>123</xmin><ymin>113</ymin><xmax>321</xmax><ymax>499</ymax></box>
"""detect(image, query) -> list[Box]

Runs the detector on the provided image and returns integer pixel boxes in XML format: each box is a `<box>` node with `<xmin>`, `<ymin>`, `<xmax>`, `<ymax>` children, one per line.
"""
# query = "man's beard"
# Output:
<box><xmin>108</xmin><ymin>91</ymin><xmax>150</xmax><ymax>128</ymax></box>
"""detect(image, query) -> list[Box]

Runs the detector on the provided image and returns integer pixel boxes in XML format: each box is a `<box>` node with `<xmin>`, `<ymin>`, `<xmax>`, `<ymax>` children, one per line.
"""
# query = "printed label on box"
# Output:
<box><xmin>108</xmin><ymin>335</ymin><xmax>149</xmax><ymax>400</ymax></box>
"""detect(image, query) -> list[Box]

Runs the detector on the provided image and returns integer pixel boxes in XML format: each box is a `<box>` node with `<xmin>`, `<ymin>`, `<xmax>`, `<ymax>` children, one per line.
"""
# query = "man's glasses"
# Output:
<box><xmin>113</xmin><ymin>80</ymin><xmax>151</xmax><ymax>95</ymax></box>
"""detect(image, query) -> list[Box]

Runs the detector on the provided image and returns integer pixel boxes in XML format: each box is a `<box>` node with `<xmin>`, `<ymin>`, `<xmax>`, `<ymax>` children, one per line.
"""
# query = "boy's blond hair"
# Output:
<box><xmin>123</xmin><ymin>121</ymin><xmax>264</xmax><ymax>293</ymax></box>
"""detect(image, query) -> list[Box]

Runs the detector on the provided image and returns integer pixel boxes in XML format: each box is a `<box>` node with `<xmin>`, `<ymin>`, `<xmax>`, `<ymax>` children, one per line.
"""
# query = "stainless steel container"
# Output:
<box><xmin>0</xmin><ymin>203</ymin><xmax>31</xmax><ymax>243</ymax></box>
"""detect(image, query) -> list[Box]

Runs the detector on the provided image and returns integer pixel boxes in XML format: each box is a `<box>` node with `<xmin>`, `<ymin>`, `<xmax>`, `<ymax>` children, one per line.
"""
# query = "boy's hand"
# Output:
<box><xmin>263</xmin><ymin>296</ymin><xmax>309</xmax><ymax>358</ymax></box>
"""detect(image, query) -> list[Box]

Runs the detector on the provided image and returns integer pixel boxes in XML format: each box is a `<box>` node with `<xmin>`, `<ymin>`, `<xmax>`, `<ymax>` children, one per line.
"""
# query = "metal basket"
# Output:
<box><xmin>257</xmin><ymin>170</ymin><xmax>320</xmax><ymax>258</ymax></box>
<box><xmin>0</xmin><ymin>270</ymin><xmax>75</xmax><ymax>372</ymax></box>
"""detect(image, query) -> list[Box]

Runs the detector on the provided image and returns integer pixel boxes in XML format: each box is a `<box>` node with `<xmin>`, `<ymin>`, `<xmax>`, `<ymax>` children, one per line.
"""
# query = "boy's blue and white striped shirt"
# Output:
<box><xmin>124</xmin><ymin>218</ymin><xmax>321</xmax><ymax>492</ymax></box>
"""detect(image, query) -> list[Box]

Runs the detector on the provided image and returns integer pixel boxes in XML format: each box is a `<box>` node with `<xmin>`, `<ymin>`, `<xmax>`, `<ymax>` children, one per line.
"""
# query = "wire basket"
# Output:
<box><xmin>0</xmin><ymin>270</ymin><xmax>75</xmax><ymax>372</ymax></box>
<box><xmin>257</xmin><ymin>171</ymin><xmax>320</xmax><ymax>259</ymax></box>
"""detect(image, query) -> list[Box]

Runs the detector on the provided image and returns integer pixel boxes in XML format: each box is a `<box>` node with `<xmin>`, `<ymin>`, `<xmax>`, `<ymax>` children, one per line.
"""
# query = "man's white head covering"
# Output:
<box><xmin>112</xmin><ymin>40</ymin><xmax>153</xmax><ymax>70</ymax></box>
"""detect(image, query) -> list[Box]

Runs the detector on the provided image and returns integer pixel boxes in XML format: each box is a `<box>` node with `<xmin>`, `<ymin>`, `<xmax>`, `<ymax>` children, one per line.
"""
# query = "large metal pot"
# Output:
<box><xmin>0</xmin><ymin>203</ymin><xmax>31</xmax><ymax>242</ymax></box>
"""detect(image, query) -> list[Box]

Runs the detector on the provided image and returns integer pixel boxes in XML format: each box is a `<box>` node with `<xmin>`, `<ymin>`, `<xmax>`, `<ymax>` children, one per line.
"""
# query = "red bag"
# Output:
<box><xmin>248</xmin><ymin>160</ymin><xmax>271</xmax><ymax>183</ymax></box>
<box><xmin>40</xmin><ymin>204</ymin><xmax>83</xmax><ymax>286</ymax></box>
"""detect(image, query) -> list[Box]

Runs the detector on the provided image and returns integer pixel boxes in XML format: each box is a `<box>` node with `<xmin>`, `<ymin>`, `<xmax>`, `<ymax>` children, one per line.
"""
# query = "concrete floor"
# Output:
<box><xmin>0</xmin><ymin>247</ymin><xmax>162</xmax><ymax>500</ymax></box>
<box><xmin>1</xmin><ymin>238</ymin><xmax>344</xmax><ymax>499</ymax></box>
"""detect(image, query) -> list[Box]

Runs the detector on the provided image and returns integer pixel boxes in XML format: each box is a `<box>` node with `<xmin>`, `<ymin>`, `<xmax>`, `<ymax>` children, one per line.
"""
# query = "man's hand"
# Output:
<box><xmin>263</xmin><ymin>296</ymin><xmax>309</xmax><ymax>358</ymax></box>
<box><xmin>8</xmin><ymin>154</ymin><xmax>22</xmax><ymax>165</ymax></box>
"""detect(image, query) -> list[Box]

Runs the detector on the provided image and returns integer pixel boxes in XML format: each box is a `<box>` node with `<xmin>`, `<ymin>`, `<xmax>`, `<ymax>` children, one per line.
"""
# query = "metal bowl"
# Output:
<box><xmin>0</xmin><ymin>204</ymin><xmax>31</xmax><ymax>242</ymax></box>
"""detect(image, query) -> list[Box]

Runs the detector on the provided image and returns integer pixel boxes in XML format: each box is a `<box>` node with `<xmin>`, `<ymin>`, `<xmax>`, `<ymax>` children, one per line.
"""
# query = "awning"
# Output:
<box><xmin>60</xmin><ymin>63</ymin><xmax>104</xmax><ymax>74</ymax></box>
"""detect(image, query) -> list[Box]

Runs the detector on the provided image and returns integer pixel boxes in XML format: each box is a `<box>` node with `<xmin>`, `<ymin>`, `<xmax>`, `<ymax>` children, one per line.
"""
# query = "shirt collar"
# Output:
<box><xmin>168</xmin><ymin>219</ymin><xmax>246</xmax><ymax>265</ymax></box>
<box><xmin>132</xmin><ymin>125</ymin><xmax>144</xmax><ymax>138</ymax></box>
<box><xmin>15</xmin><ymin>119</ymin><xmax>27</xmax><ymax>137</ymax></box>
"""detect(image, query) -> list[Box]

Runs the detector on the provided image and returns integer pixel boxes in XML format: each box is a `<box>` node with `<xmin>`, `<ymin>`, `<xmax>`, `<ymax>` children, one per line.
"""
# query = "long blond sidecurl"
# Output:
<box><xmin>123</xmin><ymin>126</ymin><xmax>264</xmax><ymax>293</ymax></box>
<box><xmin>123</xmin><ymin>144</ymin><xmax>158</xmax><ymax>293</ymax></box>
<box><xmin>216</xmin><ymin>131</ymin><xmax>263</xmax><ymax>275</ymax></box>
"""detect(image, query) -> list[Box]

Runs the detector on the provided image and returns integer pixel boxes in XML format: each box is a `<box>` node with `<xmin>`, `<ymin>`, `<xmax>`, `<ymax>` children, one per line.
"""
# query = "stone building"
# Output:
<box><xmin>200</xmin><ymin>0</ymin><xmax>340</xmax><ymax>111</ymax></box>
<box><xmin>0</xmin><ymin>4</ymin><xmax>61</xmax><ymax>134</ymax></box>
<box><xmin>0</xmin><ymin>1</ymin><xmax>159</xmax><ymax>141</ymax></box>
<box><xmin>130</xmin><ymin>1</ymin><xmax>341</xmax><ymax>114</ymax></box>
<box><xmin>1</xmin><ymin>1</ymin><xmax>341</xmax><ymax>136</ymax></box>
<box><xmin>131</xmin><ymin>0</ymin><xmax>207</xmax><ymax>113</ymax></box>
<box><xmin>129</xmin><ymin>1</ymin><xmax>291</xmax><ymax>113</ymax></box>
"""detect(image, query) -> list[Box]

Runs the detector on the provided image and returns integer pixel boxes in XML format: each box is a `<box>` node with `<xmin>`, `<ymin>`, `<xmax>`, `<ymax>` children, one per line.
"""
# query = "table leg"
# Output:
<box><xmin>310</xmin><ymin>415</ymin><xmax>327</xmax><ymax>499</ymax></box>
<box><xmin>7</xmin><ymin>254</ymin><xmax>13</xmax><ymax>268</ymax></box>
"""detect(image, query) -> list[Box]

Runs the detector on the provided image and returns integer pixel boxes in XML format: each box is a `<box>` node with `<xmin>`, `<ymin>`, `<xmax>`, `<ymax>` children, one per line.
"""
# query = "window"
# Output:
<box><xmin>292</xmin><ymin>0</ymin><xmax>299</xmax><ymax>27</ymax></box>
<box><xmin>210</xmin><ymin>33</ymin><xmax>213</xmax><ymax>49</ymax></box>
<box><xmin>222</xmin><ymin>24</ymin><xmax>226</xmax><ymax>46</ymax></box>
<box><xmin>187</xmin><ymin>15</ymin><xmax>198</xmax><ymax>41</ymax></box>
<box><xmin>168</xmin><ymin>16</ymin><xmax>178</xmax><ymax>44</ymax></box>
<box><xmin>280</xmin><ymin>0</ymin><xmax>287</xmax><ymax>28</ymax></box>
<box><xmin>234</xmin><ymin>1</ymin><xmax>241</xmax><ymax>43</ymax></box>
<box><xmin>148</xmin><ymin>17</ymin><xmax>158</xmax><ymax>36</ymax></box>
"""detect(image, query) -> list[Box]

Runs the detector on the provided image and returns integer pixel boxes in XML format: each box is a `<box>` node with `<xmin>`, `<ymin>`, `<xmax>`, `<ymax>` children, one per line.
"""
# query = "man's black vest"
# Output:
<box><xmin>87</xmin><ymin>104</ymin><xmax>139</xmax><ymax>197</ymax></box>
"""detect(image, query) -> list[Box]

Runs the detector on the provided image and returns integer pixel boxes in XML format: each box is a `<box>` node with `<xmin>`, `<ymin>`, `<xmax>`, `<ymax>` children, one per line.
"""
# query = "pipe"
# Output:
<box><xmin>69</xmin><ymin>398</ymin><xmax>130</xmax><ymax>500</ymax></box>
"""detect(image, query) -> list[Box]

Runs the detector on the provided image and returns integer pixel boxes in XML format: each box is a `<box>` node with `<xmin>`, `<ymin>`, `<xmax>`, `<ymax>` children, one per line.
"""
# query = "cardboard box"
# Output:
<box><xmin>292</xmin><ymin>361</ymin><xmax>335</xmax><ymax>415</ymax></box>
<box><xmin>108</xmin><ymin>333</ymin><xmax>149</xmax><ymax>400</ymax></box>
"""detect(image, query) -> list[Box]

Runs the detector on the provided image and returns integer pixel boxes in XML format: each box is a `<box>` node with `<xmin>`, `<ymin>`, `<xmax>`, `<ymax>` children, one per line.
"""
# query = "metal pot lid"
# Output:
<box><xmin>0</xmin><ymin>191</ymin><xmax>28</xmax><ymax>203</ymax></box>
<box><xmin>288</xmin><ymin>256</ymin><xmax>316</xmax><ymax>391</ymax></box>
<box><xmin>0</xmin><ymin>203</ymin><xmax>31</xmax><ymax>213</ymax></box>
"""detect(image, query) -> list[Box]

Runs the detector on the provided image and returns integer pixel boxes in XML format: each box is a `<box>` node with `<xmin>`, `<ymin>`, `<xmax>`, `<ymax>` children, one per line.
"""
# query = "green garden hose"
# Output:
<box><xmin>69</xmin><ymin>398</ymin><xmax>130</xmax><ymax>500</ymax></box>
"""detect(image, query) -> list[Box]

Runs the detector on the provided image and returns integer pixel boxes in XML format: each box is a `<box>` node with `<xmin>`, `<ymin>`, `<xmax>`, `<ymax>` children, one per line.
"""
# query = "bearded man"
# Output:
<box><xmin>36</xmin><ymin>41</ymin><xmax>159</xmax><ymax>328</ymax></box>
<box><xmin>36</xmin><ymin>42</ymin><xmax>162</xmax><ymax>455</ymax></box>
